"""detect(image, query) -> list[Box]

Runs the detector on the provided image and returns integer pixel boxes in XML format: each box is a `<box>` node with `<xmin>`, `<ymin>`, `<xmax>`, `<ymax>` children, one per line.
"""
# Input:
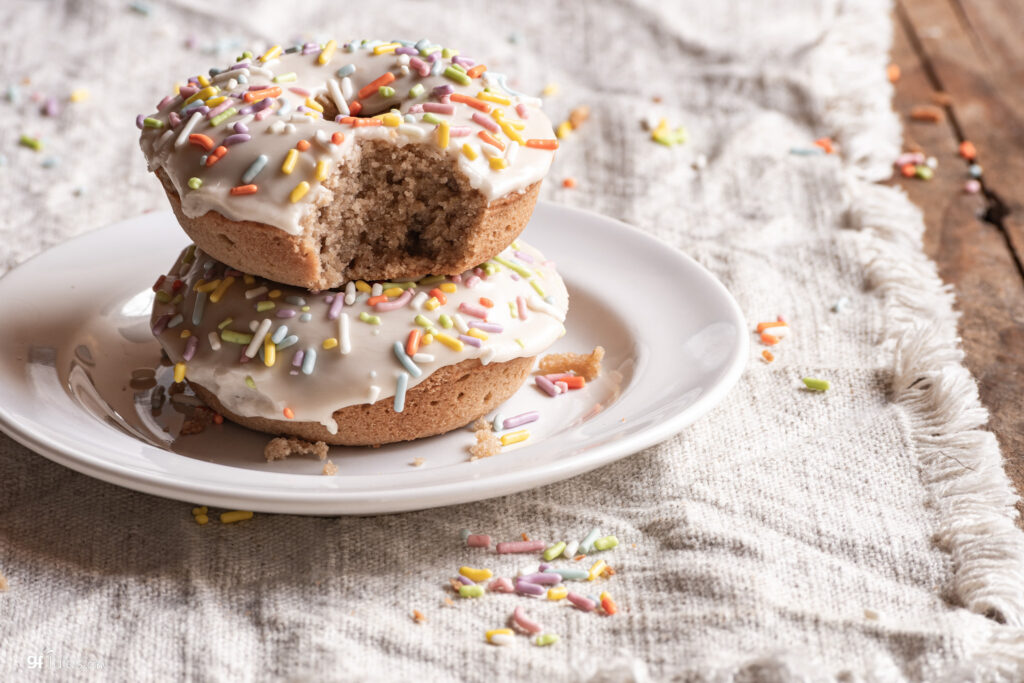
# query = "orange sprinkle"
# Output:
<box><xmin>188</xmin><ymin>133</ymin><xmax>214</xmax><ymax>151</ymax></box>
<box><xmin>562</xmin><ymin>376</ymin><xmax>585</xmax><ymax>390</ymax></box>
<box><xmin>900</xmin><ymin>163</ymin><xmax>917</xmax><ymax>177</ymax></box>
<box><xmin>479</xmin><ymin>297</ymin><xmax>494</xmax><ymax>308</ymax></box>
<box><xmin>601</xmin><ymin>594</ymin><xmax>618</xmax><ymax>615</ymax></box>
<box><xmin>352</xmin><ymin>118</ymin><xmax>381</xmax><ymax>127</ymax></box>
<box><xmin>813</xmin><ymin>137</ymin><xmax>835</xmax><ymax>154</ymax></box>
<box><xmin>296</xmin><ymin>139</ymin><xmax>311</xmax><ymax>151</ymax></box>
<box><xmin>406</xmin><ymin>329</ymin><xmax>422</xmax><ymax>357</ymax></box>
<box><xmin>466</xmin><ymin>64</ymin><xmax>487</xmax><ymax>79</ymax></box>
<box><xmin>412</xmin><ymin>609</ymin><xmax>426</xmax><ymax>623</ymax></box>
<box><xmin>429</xmin><ymin>288</ymin><xmax>447</xmax><ymax>305</ymax></box>
<box><xmin>331</xmin><ymin>132</ymin><xmax>344</xmax><ymax>144</ymax></box>
<box><xmin>574</xmin><ymin>554</ymin><xmax>586</xmax><ymax>561</ymax></box>
<box><xmin>451</xmin><ymin>93</ymin><xmax>491</xmax><ymax>113</ymax></box>
<box><xmin>526</xmin><ymin>138</ymin><xmax>559</xmax><ymax>150</ymax></box>
<box><xmin>283</xmin><ymin>407</ymin><xmax>294</xmax><ymax>419</ymax></box>
<box><xmin>205</xmin><ymin>145</ymin><xmax>227</xmax><ymax>167</ymax></box>
<box><xmin>886</xmin><ymin>64</ymin><xmax>901</xmax><ymax>83</ymax></box>
<box><xmin>959</xmin><ymin>140</ymin><xmax>977</xmax><ymax>160</ymax></box>
<box><xmin>762</xmin><ymin>350</ymin><xmax>775</xmax><ymax>362</ymax></box>
<box><xmin>563</xmin><ymin>177</ymin><xmax>577</xmax><ymax>188</ymax></box>
<box><xmin>357</xmin><ymin>72</ymin><xmax>396</xmax><ymax>100</ymax></box>
<box><xmin>348</xmin><ymin>100</ymin><xmax>363</xmax><ymax>116</ymax></box>
<box><xmin>477</xmin><ymin>130</ymin><xmax>505</xmax><ymax>151</ymax></box>
<box><xmin>367</xmin><ymin>294</ymin><xmax>388</xmax><ymax>306</ymax></box>
<box><xmin>760</xmin><ymin>332</ymin><xmax>780</xmax><ymax>345</ymax></box>
<box><xmin>242</xmin><ymin>86</ymin><xmax>281</xmax><ymax>103</ymax></box>
<box><xmin>213</xmin><ymin>413</ymin><xmax>224</xmax><ymax>424</ymax></box>
<box><xmin>604</xmin><ymin>567</ymin><xmax>617</xmax><ymax>577</ymax></box>
<box><xmin>756</xmin><ymin>321</ymin><xmax>787</xmax><ymax>333</ymax></box>
<box><xmin>230</xmin><ymin>184</ymin><xmax>258</xmax><ymax>195</ymax></box>
<box><xmin>521</xmin><ymin>533</ymin><xmax>530</xmax><ymax>541</ymax></box>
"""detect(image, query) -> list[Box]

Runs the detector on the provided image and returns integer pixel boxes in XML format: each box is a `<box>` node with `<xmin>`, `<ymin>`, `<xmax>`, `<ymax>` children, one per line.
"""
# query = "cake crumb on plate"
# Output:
<box><xmin>322</xmin><ymin>459</ymin><xmax>338</xmax><ymax>476</ymax></box>
<box><xmin>265</xmin><ymin>437</ymin><xmax>329</xmax><ymax>462</ymax></box>
<box><xmin>538</xmin><ymin>346</ymin><xmax>604</xmax><ymax>381</ymax></box>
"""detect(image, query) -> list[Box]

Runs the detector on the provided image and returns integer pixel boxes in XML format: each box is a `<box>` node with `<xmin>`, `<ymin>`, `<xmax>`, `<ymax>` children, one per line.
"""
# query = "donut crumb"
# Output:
<box><xmin>0</xmin><ymin>571</ymin><xmax>8</xmax><ymax>592</ymax></box>
<box><xmin>265</xmin><ymin>437</ymin><xmax>329</xmax><ymax>462</ymax></box>
<box><xmin>538</xmin><ymin>346</ymin><xmax>605</xmax><ymax>381</ymax></box>
<box><xmin>469</xmin><ymin>421</ymin><xmax>502</xmax><ymax>461</ymax></box>
<box><xmin>180</xmin><ymin>406</ymin><xmax>217</xmax><ymax>435</ymax></box>
<box><xmin>322</xmin><ymin>459</ymin><xmax>338</xmax><ymax>476</ymax></box>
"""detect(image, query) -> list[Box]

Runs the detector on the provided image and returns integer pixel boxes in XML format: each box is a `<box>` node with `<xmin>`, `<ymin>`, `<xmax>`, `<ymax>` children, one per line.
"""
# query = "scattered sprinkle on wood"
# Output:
<box><xmin>910</xmin><ymin>104</ymin><xmax>944</xmax><ymax>123</ymax></box>
<box><xmin>412</xmin><ymin>609</ymin><xmax>426</xmax><ymax>623</ymax></box>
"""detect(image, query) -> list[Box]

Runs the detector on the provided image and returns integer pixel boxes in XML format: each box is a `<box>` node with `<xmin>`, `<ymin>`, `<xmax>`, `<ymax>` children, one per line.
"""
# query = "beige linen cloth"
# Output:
<box><xmin>1</xmin><ymin>0</ymin><xmax>1023</xmax><ymax>680</ymax></box>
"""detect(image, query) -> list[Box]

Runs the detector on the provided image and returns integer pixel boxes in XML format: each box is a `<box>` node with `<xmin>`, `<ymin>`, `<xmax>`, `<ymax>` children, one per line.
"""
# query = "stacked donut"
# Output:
<box><xmin>139</xmin><ymin>38</ymin><xmax>565</xmax><ymax>445</ymax></box>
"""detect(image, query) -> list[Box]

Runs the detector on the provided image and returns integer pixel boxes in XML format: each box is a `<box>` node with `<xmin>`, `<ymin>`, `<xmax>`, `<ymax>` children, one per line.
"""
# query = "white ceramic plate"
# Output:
<box><xmin>0</xmin><ymin>203</ymin><xmax>747</xmax><ymax>514</ymax></box>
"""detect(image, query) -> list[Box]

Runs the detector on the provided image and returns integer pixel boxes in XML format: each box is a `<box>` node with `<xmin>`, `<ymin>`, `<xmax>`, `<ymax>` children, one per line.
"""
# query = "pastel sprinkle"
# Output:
<box><xmin>289</xmin><ymin>181</ymin><xmax>310</xmax><ymax>203</ymax></box>
<box><xmin>394</xmin><ymin>371</ymin><xmax>409</xmax><ymax>412</ymax></box>
<box><xmin>803</xmin><ymin>377</ymin><xmax>831</xmax><ymax>391</ymax></box>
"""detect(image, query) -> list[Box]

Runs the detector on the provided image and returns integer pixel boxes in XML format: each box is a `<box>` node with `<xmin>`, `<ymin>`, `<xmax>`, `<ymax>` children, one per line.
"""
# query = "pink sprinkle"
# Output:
<box><xmin>423</xmin><ymin>102</ymin><xmax>455</xmax><ymax>115</ymax></box>
<box><xmin>555</xmin><ymin>381</ymin><xmax>568</xmax><ymax>393</ymax></box>
<box><xmin>254</xmin><ymin>108</ymin><xmax>272</xmax><ymax>121</ymax></box>
<box><xmin>545</xmin><ymin>373</ymin><xmax>574</xmax><ymax>382</ymax></box>
<box><xmin>409</xmin><ymin>56</ymin><xmax>430</xmax><ymax>77</ymax></box>
<box><xmin>179</xmin><ymin>85</ymin><xmax>199</xmax><ymax>98</ymax></box>
<box><xmin>182</xmin><ymin>335</ymin><xmax>199</xmax><ymax>361</ymax></box>
<box><xmin>488</xmin><ymin>577</ymin><xmax>515</xmax><ymax>593</ymax></box>
<box><xmin>289</xmin><ymin>87</ymin><xmax>311</xmax><ymax>97</ymax></box>
<box><xmin>965</xmin><ymin>179</ymin><xmax>981</xmax><ymax>194</ymax></box>
<box><xmin>464</xmin><ymin>275</ymin><xmax>481</xmax><ymax>288</ymax></box>
<box><xmin>466</xmin><ymin>533</ymin><xmax>491</xmax><ymax>548</ymax></box>
<box><xmin>206</xmin><ymin>100</ymin><xmax>232</xmax><ymax>119</ymax></box>
<box><xmin>449</xmin><ymin>126</ymin><xmax>472</xmax><ymax>137</ymax></box>
<box><xmin>451</xmin><ymin>274</ymin><xmax>462</xmax><ymax>284</ymax></box>
<box><xmin>513</xmin><ymin>606</ymin><xmax>543</xmax><ymax>634</ymax></box>
<box><xmin>472</xmin><ymin>112</ymin><xmax>499</xmax><ymax>132</ymax></box>
<box><xmin>516</xmin><ymin>296</ymin><xmax>528</xmax><ymax>320</ymax></box>
<box><xmin>515</xmin><ymin>103</ymin><xmax>529</xmax><ymax>119</ymax></box>
<box><xmin>458</xmin><ymin>302</ymin><xmax>488</xmax><ymax>320</ymax></box>
<box><xmin>496</xmin><ymin>540</ymin><xmax>545</xmax><ymax>554</ymax></box>
<box><xmin>408</xmin><ymin>104</ymin><xmax>424</xmax><ymax>114</ymax></box>
<box><xmin>535</xmin><ymin>376</ymin><xmax>559</xmax><ymax>397</ymax></box>
<box><xmin>518</xmin><ymin>572</ymin><xmax>559</xmax><ymax>585</ymax></box>
<box><xmin>567</xmin><ymin>592</ymin><xmax>596</xmax><ymax>612</ymax></box>
<box><xmin>374</xmin><ymin>289</ymin><xmax>413</xmax><ymax>312</ymax></box>
<box><xmin>157</xmin><ymin>94</ymin><xmax>177</xmax><ymax>111</ymax></box>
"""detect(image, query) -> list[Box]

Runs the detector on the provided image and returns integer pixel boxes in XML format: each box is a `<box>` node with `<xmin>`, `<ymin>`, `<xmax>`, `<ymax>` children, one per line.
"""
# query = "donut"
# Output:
<box><xmin>138</xmin><ymin>39</ymin><xmax>560</xmax><ymax>289</ymax></box>
<box><xmin>150</xmin><ymin>240</ymin><xmax>569</xmax><ymax>446</ymax></box>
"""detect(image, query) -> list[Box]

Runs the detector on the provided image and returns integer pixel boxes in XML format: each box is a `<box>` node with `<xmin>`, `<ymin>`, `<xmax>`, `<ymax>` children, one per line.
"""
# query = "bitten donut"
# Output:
<box><xmin>138</xmin><ymin>38</ymin><xmax>559</xmax><ymax>289</ymax></box>
<box><xmin>151</xmin><ymin>240</ymin><xmax>569</xmax><ymax>446</ymax></box>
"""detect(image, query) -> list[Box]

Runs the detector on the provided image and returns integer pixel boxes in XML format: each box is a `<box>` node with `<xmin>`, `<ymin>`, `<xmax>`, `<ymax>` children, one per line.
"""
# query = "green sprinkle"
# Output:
<box><xmin>19</xmin><ymin>134</ymin><xmax>42</xmax><ymax>151</ymax></box>
<box><xmin>492</xmin><ymin>255</ymin><xmax>532</xmax><ymax>278</ymax></box>
<box><xmin>509</xmin><ymin>301</ymin><xmax>517</xmax><ymax>317</ymax></box>
<box><xmin>515</xmin><ymin>339</ymin><xmax>525</xmax><ymax>348</ymax></box>
<box><xmin>543</xmin><ymin>542</ymin><xmax>566</xmax><ymax>561</ymax></box>
<box><xmin>414</xmin><ymin>315</ymin><xmax>432</xmax><ymax>328</ymax></box>
<box><xmin>450</xmin><ymin>62</ymin><xmax>467</xmax><ymax>74</ymax></box>
<box><xmin>221</xmin><ymin>330</ymin><xmax>254</xmax><ymax>345</ymax></box>
<box><xmin>238</xmin><ymin>51</ymin><xmax>253</xmax><ymax>61</ymax></box>
<box><xmin>217</xmin><ymin>317</ymin><xmax>234</xmax><ymax>330</ymax></box>
<box><xmin>417</xmin><ymin>275</ymin><xmax>445</xmax><ymax>286</ymax></box>
<box><xmin>442</xmin><ymin>47</ymin><xmax>458</xmax><ymax>58</ymax></box>
<box><xmin>802</xmin><ymin>377</ymin><xmax>831</xmax><ymax>391</ymax></box>
<box><xmin>273</xmin><ymin>72</ymin><xmax>298</xmax><ymax>83</ymax></box>
<box><xmin>439</xmin><ymin>314</ymin><xmax>453</xmax><ymax>329</ymax></box>
<box><xmin>458</xmin><ymin>584</ymin><xmax>484</xmax><ymax>598</ymax></box>
<box><xmin>915</xmin><ymin>165</ymin><xmax>934</xmax><ymax>180</ymax></box>
<box><xmin>408</xmin><ymin>83</ymin><xmax>425</xmax><ymax>98</ymax></box>
<box><xmin>209</xmin><ymin>107</ymin><xmax>237</xmax><ymax>127</ymax></box>
<box><xmin>594</xmin><ymin>536</ymin><xmax>619</xmax><ymax>551</ymax></box>
<box><xmin>653</xmin><ymin>125</ymin><xmax>688</xmax><ymax>147</ymax></box>
<box><xmin>301</xmin><ymin>305</ymin><xmax>310</xmax><ymax>312</ymax></box>
<box><xmin>359</xmin><ymin>312</ymin><xmax>381</xmax><ymax>325</ymax></box>
<box><xmin>419</xmin><ymin>46</ymin><xmax>440</xmax><ymax>56</ymax></box>
<box><xmin>245</xmin><ymin>375</ymin><xmax>256</xmax><ymax>388</ymax></box>
<box><xmin>443</xmin><ymin>66</ymin><xmax>471</xmax><ymax>86</ymax></box>
<box><xmin>534</xmin><ymin>633</ymin><xmax>559</xmax><ymax>647</ymax></box>
<box><xmin>529</xmin><ymin>279</ymin><xmax>546</xmax><ymax>297</ymax></box>
<box><xmin>154</xmin><ymin>290</ymin><xmax>171</xmax><ymax>303</ymax></box>
<box><xmin>187</xmin><ymin>177</ymin><xmax>202</xmax><ymax>190</ymax></box>
<box><xmin>381</xmin><ymin>281</ymin><xmax>417</xmax><ymax>290</ymax></box>
<box><xmin>378</xmin><ymin>85</ymin><xmax>395</xmax><ymax>98</ymax></box>
<box><xmin>421</xmin><ymin>112</ymin><xmax>442</xmax><ymax>125</ymax></box>
<box><xmin>142</xmin><ymin>117</ymin><xmax>164</xmax><ymax>128</ymax></box>
<box><xmin>481</xmin><ymin>262</ymin><xmax>498</xmax><ymax>275</ymax></box>
<box><xmin>255</xmin><ymin>301</ymin><xmax>276</xmax><ymax>312</ymax></box>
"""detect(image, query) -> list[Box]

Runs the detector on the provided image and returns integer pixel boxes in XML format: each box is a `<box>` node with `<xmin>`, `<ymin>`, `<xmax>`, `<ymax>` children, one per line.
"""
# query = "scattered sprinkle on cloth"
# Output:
<box><xmin>1</xmin><ymin>0</ymin><xmax>1023</xmax><ymax>680</ymax></box>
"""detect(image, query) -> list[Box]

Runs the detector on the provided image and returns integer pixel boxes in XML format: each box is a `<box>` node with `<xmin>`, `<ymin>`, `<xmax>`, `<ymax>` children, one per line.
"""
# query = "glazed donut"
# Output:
<box><xmin>150</xmin><ymin>240</ymin><xmax>569</xmax><ymax>446</ymax></box>
<box><xmin>138</xmin><ymin>38</ymin><xmax>559</xmax><ymax>289</ymax></box>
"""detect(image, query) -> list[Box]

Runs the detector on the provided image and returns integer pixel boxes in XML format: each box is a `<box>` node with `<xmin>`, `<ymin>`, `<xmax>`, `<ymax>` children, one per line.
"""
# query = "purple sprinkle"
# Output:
<box><xmin>222</xmin><ymin>133</ymin><xmax>251</xmax><ymax>146</ymax></box>
<box><xmin>253</xmin><ymin>98</ymin><xmax>273</xmax><ymax>111</ymax></box>
<box><xmin>374</xmin><ymin>289</ymin><xmax>413</xmax><ymax>312</ymax></box>
<box><xmin>237</xmin><ymin>105</ymin><xmax>254</xmax><ymax>116</ymax></box>
<box><xmin>470</xmin><ymin>322</ymin><xmax>503</xmax><ymax>333</ymax></box>
<box><xmin>324</xmin><ymin>294</ymin><xmax>334</xmax><ymax>304</ymax></box>
<box><xmin>276</xmin><ymin>309</ymin><xmax>298</xmax><ymax>319</ymax></box>
<box><xmin>301</xmin><ymin>44</ymin><xmax>318</xmax><ymax>55</ymax></box>
<box><xmin>151</xmin><ymin>314</ymin><xmax>170</xmax><ymax>334</ymax></box>
<box><xmin>292</xmin><ymin>350</ymin><xmax>304</xmax><ymax>367</ymax></box>
<box><xmin>188</xmin><ymin>76</ymin><xmax>200</xmax><ymax>86</ymax></box>
<box><xmin>230</xmin><ymin>61</ymin><xmax>250</xmax><ymax>71</ymax></box>
<box><xmin>295</xmin><ymin>105</ymin><xmax>309</xmax><ymax>114</ymax></box>
<box><xmin>157</xmin><ymin>94</ymin><xmax>176</xmax><ymax>111</ymax></box>
<box><xmin>503</xmin><ymin>411</ymin><xmax>539</xmax><ymax>430</ymax></box>
<box><xmin>472</xmin><ymin>112</ymin><xmax>499</xmax><ymax>132</ymax></box>
<box><xmin>195</xmin><ymin>105</ymin><xmax>210</xmax><ymax>116</ymax></box>
<box><xmin>431</xmin><ymin>84</ymin><xmax>453</xmax><ymax>98</ymax></box>
<box><xmin>514</xmin><ymin>580</ymin><xmax>545</xmax><ymax>597</ymax></box>
<box><xmin>233</xmin><ymin>121</ymin><xmax>248</xmax><ymax>134</ymax></box>
<box><xmin>513</xmin><ymin>250</ymin><xmax>534</xmax><ymax>263</ymax></box>
<box><xmin>248</xmin><ymin>84</ymin><xmax>272</xmax><ymax>91</ymax></box>
<box><xmin>455</xmin><ymin>575</ymin><xmax>473</xmax><ymax>586</ymax></box>
<box><xmin>179</xmin><ymin>85</ymin><xmax>198</xmax><ymax>98</ymax></box>
<box><xmin>538</xmin><ymin>563</ymin><xmax>551</xmax><ymax>572</ymax></box>
<box><xmin>183</xmin><ymin>335</ymin><xmax>199</xmax><ymax>361</ymax></box>
<box><xmin>426</xmin><ymin>51</ymin><xmax>441</xmax><ymax>63</ymax></box>
<box><xmin>464</xmin><ymin>275</ymin><xmax>481</xmax><ymax>288</ymax></box>
<box><xmin>135</xmin><ymin>114</ymin><xmax>146</xmax><ymax>130</ymax></box>
<box><xmin>205</xmin><ymin>100</ymin><xmax>231</xmax><ymax>119</ymax></box>
<box><xmin>458</xmin><ymin>334</ymin><xmax>482</xmax><ymax>348</ymax></box>
<box><xmin>519</xmin><ymin>572</ymin><xmax>559</xmax><ymax>585</ymax></box>
<box><xmin>395</xmin><ymin>46</ymin><xmax>417</xmax><ymax>55</ymax></box>
<box><xmin>168</xmin><ymin>112</ymin><xmax>182</xmax><ymax>128</ymax></box>
<box><xmin>423</xmin><ymin>102</ymin><xmax>455</xmax><ymax>115</ymax></box>
<box><xmin>510</xmin><ymin>273</ymin><xmax>521</xmax><ymax>281</ymax></box>
<box><xmin>452</xmin><ymin>55</ymin><xmax>475</xmax><ymax>67</ymax></box>
<box><xmin>535</xmin><ymin>376</ymin><xmax>559</xmax><ymax>397</ymax></box>
<box><xmin>327</xmin><ymin>294</ymin><xmax>345</xmax><ymax>320</ymax></box>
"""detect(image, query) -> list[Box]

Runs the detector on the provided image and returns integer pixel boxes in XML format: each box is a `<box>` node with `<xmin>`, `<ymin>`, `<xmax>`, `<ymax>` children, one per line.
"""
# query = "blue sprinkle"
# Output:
<box><xmin>276</xmin><ymin>334</ymin><xmax>299</xmax><ymax>350</ymax></box>
<box><xmin>41</xmin><ymin>156</ymin><xmax>59</xmax><ymax>168</ymax></box>
<box><xmin>299</xmin><ymin>313</ymin><xmax>312</xmax><ymax>322</ymax></box>
<box><xmin>394</xmin><ymin>371</ymin><xmax>409</xmax><ymax>412</ymax></box>
<box><xmin>192</xmin><ymin>291</ymin><xmax>207</xmax><ymax>326</ymax></box>
<box><xmin>241</xmin><ymin>154</ymin><xmax>268</xmax><ymax>184</ymax></box>
<box><xmin>392</xmin><ymin>341</ymin><xmax>423</xmax><ymax>378</ymax></box>
<box><xmin>336</xmin><ymin>64</ymin><xmax>356</xmax><ymax>78</ymax></box>
<box><xmin>128</xmin><ymin>1</ymin><xmax>151</xmax><ymax>16</ymax></box>
<box><xmin>285</xmin><ymin>296</ymin><xmax>306</xmax><ymax>306</ymax></box>
<box><xmin>271</xmin><ymin>325</ymin><xmax>289</xmax><ymax>344</ymax></box>
<box><xmin>301</xmin><ymin>348</ymin><xmax>317</xmax><ymax>375</ymax></box>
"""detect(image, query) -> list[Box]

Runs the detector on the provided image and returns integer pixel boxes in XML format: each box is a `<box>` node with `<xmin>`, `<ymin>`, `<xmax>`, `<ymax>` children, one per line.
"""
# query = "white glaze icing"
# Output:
<box><xmin>138</xmin><ymin>39</ymin><xmax>558</xmax><ymax>236</ymax></box>
<box><xmin>151</xmin><ymin>240</ymin><xmax>568</xmax><ymax>432</ymax></box>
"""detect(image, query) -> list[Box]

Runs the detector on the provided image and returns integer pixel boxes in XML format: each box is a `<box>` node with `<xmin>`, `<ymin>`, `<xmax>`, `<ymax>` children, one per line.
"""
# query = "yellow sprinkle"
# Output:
<box><xmin>322</xmin><ymin>337</ymin><xmax>338</xmax><ymax>350</ymax></box>
<box><xmin>243</xmin><ymin>274</ymin><xmax>255</xmax><ymax>285</ymax></box>
<box><xmin>466</xmin><ymin>328</ymin><xmax>488</xmax><ymax>341</ymax></box>
<box><xmin>486</xmin><ymin>628</ymin><xmax>513</xmax><ymax>643</ymax></box>
<box><xmin>195</xmin><ymin>514</ymin><xmax>209</xmax><ymax>525</ymax></box>
<box><xmin>383</xmin><ymin>287</ymin><xmax>403</xmax><ymax>298</ymax></box>
<box><xmin>305</xmin><ymin>97</ymin><xmax>324</xmax><ymax>113</ymax></box>
<box><xmin>281</xmin><ymin>148</ymin><xmax>298</xmax><ymax>174</ymax></box>
<box><xmin>588</xmin><ymin>559</ymin><xmax>607</xmax><ymax>581</ymax></box>
<box><xmin>184</xmin><ymin>85</ymin><xmax>217</xmax><ymax>105</ymax></box>
<box><xmin>191</xmin><ymin>506</ymin><xmax>207</xmax><ymax>516</ymax></box>
<box><xmin>197</xmin><ymin>74</ymin><xmax>210</xmax><ymax>87</ymax></box>
<box><xmin>459</xmin><ymin>566</ymin><xmax>493</xmax><ymax>582</ymax></box>
<box><xmin>547</xmin><ymin>586</ymin><xmax>569</xmax><ymax>601</ymax></box>
<box><xmin>194</xmin><ymin>279</ymin><xmax>220</xmax><ymax>293</ymax></box>
<box><xmin>290</xmin><ymin>181</ymin><xmax>310</xmax><ymax>203</ymax></box>
<box><xmin>421</xmin><ymin>333</ymin><xmax>434</xmax><ymax>345</ymax></box>
<box><xmin>318</xmin><ymin>39</ymin><xmax>337</xmax><ymax>65</ymax></box>
<box><xmin>499</xmin><ymin>121</ymin><xmax>525</xmax><ymax>144</ymax></box>
<box><xmin>462</xmin><ymin>143</ymin><xmax>478</xmax><ymax>160</ymax></box>
<box><xmin>268</xmin><ymin>289</ymin><xmax>282</xmax><ymax>299</ymax></box>
<box><xmin>500</xmin><ymin>430</ymin><xmax>529</xmax><ymax>446</ymax></box>
<box><xmin>489</xmin><ymin>157</ymin><xmax>508</xmax><ymax>170</ymax></box>
<box><xmin>477</xmin><ymin>91</ymin><xmax>512</xmax><ymax>106</ymax></box>
<box><xmin>382</xmin><ymin>112</ymin><xmax>401</xmax><ymax>127</ymax></box>
<box><xmin>315</xmin><ymin>159</ymin><xmax>329</xmax><ymax>182</ymax></box>
<box><xmin>260</xmin><ymin>45</ymin><xmax>282</xmax><ymax>62</ymax></box>
<box><xmin>354</xmin><ymin>280</ymin><xmax>371</xmax><ymax>293</ymax></box>
<box><xmin>556</xmin><ymin>121</ymin><xmax>573</xmax><ymax>139</ymax></box>
<box><xmin>373</xmin><ymin>42</ymin><xmax>401</xmax><ymax>55</ymax></box>
<box><xmin>437</xmin><ymin>120</ymin><xmax>450</xmax><ymax>149</ymax></box>
<box><xmin>209</xmin><ymin>276</ymin><xmax>235</xmax><ymax>303</ymax></box>
<box><xmin>220</xmin><ymin>510</ymin><xmax>254</xmax><ymax>524</ymax></box>
<box><xmin>179</xmin><ymin>330</ymin><xmax>191</xmax><ymax>338</ymax></box>
<box><xmin>424</xmin><ymin>297</ymin><xmax>440</xmax><ymax>311</ymax></box>
<box><xmin>69</xmin><ymin>88</ymin><xmax>89</xmax><ymax>103</ymax></box>
<box><xmin>652</xmin><ymin>118</ymin><xmax>669</xmax><ymax>138</ymax></box>
<box><xmin>173</xmin><ymin>362</ymin><xmax>186</xmax><ymax>383</ymax></box>
<box><xmin>263</xmin><ymin>334</ymin><xmax>276</xmax><ymax>367</ymax></box>
<box><xmin>541</xmin><ymin>83</ymin><xmax>559</xmax><ymax>96</ymax></box>
<box><xmin>434</xmin><ymin>332</ymin><xmax>464</xmax><ymax>351</ymax></box>
<box><xmin>439</xmin><ymin>282</ymin><xmax>457</xmax><ymax>293</ymax></box>
<box><xmin>205</xmin><ymin>95</ymin><xmax>227</xmax><ymax>107</ymax></box>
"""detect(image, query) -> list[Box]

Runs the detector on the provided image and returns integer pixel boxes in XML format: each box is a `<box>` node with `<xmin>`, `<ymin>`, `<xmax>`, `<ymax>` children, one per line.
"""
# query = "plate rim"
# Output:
<box><xmin>0</xmin><ymin>203</ymin><xmax>748</xmax><ymax>514</ymax></box>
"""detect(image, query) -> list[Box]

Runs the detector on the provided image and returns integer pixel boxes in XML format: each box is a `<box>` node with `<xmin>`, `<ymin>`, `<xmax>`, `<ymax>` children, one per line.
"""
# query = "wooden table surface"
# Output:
<box><xmin>891</xmin><ymin>0</ymin><xmax>1023</xmax><ymax>522</ymax></box>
